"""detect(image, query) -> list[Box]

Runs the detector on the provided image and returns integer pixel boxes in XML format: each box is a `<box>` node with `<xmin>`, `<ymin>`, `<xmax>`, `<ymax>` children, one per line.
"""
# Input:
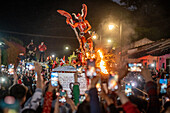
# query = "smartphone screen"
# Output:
<box><xmin>59</xmin><ymin>90</ymin><xmax>66</xmax><ymax>103</ymax></box>
<box><xmin>1</xmin><ymin>65</ymin><xmax>6</xmax><ymax>72</ymax></box>
<box><xmin>35</xmin><ymin>72</ymin><xmax>37</xmax><ymax>81</ymax></box>
<box><xmin>159</xmin><ymin>79</ymin><xmax>168</xmax><ymax>94</ymax></box>
<box><xmin>108</xmin><ymin>74</ymin><xmax>118</xmax><ymax>91</ymax></box>
<box><xmin>125</xmin><ymin>83</ymin><xmax>132</xmax><ymax>96</ymax></box>
<box><xmin>76</xmin><ymin>64</ymin><xmax>83</xmax><ymax>77</ymax></box>
<box><xmin>79</xmin><ymin>95</ymin><xmax>86</xmax><ymax>103</ymax></box>
<box><xmin>26</xmin><ymin>63</ymin><xmax>35</xmax><ymax>70</ymax></box>
<box><xmin>96</xmin><ymin>79</ymin><xmax>101</xmax><ymax>92</ymax></box>
<box><xmin>8</xmin><ymin>64</ymin><xmax>14</xmax><ymax>75</ymax></box>
<box><xmin>51</xmin><ymin>72</ymin><xmax>59</xmax><ymax>87</ymax></box>
<box><xmin>86</xmin><ymin>59</ymin><xmax>96</xmax><ymax>79</ymax></box>
<box><xmin>76</xmin><ymin>64</ymin><xmax>82</xmax><ymax>72</ymax></box>
<box><xmin>128</xmin><ymin>63</ymin><xmax>142</xmax><ymax>72</ymax></box>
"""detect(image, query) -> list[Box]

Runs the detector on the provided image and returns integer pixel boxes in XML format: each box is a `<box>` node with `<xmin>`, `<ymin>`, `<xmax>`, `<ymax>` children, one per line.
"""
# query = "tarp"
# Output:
<box><xmin>52</xmin><ymin>66</ymin><xmax>76</xmax><ymax>72</ymax></box>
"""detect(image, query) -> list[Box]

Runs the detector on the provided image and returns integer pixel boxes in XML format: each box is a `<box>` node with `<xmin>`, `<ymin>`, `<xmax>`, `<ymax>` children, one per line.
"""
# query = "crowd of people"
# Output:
<box><xmin>25</xmin><ymin>40</ymin><xmax>47</xmax><ymax>62</ymax></box>
<box><xmin>0</xmin><ymin>40</ymin><xmax>170</xmax><ymax>113</ymax></box>
<box><xmin>0</xmin><ymin>56</ymin><xmax>170</xmax><ymax>113</ymax></box>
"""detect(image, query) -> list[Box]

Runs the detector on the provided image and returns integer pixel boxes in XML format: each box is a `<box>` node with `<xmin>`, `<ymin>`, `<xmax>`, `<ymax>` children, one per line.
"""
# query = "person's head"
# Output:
<box><xmin>31</xmin><ymin>40</ymin><xmax>33</xmax><ymax>44</ymax></box>
<box><xmin>0</xmin><ymin>96</ymin><xmax>20</xmax><ymax>113</ymax></box>
<box><xmin>163</xmin><ymin>102</ymin><xmax>170</xmax><ymax>113</ymax></box>
<box><xmin>41</xmin><ymin>42</ymin><xmax>44</xmax><ymax>45</ymax></box>
<box><xmin>76</xmin><ymin>101</ymin><xmax>90</xmax><ymax>113</ymax></box>
<box><xmin>9</xmin><ymin>84</ymin><xmax>28</xmax><ymax>105</ymax></box>
<box><xmin>128</xmin><ymin>95</ymin><xmax>148</xmax><ymax>112</ymax></box>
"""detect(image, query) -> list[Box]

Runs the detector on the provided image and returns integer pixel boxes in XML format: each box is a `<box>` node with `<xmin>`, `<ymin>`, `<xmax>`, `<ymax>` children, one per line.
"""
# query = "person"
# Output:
<box><xmin>26</xmin><ymin>40</ymin><xmax>37</xmax><ymax>61</ymax></box>
<box><xmin>17</xmin><ymin>52</ymin><xmax>25</xmax><ymax>62</ymax></box>
<box><xmin>9</xmin><ymin>84</ymin><xmax>28</xmax><ymax>109</ymax></box>
<box><xmin>38</xmin><ymin>42</ymin><xmax>47</xmax><ymax>62</ymax></box>
<box><xmin>141</xmin><ymin>66</ymin><xmax>160</xmax><ymax>113</ymax></box>
<box><xmin>22</xmin><ymin>72</ymin><xmax>33</xmax><ymax>92</ymax></box>
<box><xmin>8</xmin><ymin>62</ymin><xmax>43</xmax><ymax>113</ymax></box>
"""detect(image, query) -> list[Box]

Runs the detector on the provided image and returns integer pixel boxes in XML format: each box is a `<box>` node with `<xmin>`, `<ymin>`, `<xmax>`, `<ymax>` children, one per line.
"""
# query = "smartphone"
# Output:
<box><xmin>96</xmin><ymin>79</ymin><xmax>101</xmax><ymax>92</ymax></box>
<box><xmin>59</xmin><ymin>90</ymin><xmax>66</xmax><ymax>103</ymax></box>
<box><xmin>108</xmin><ymin>73</ymin><xmax>118</xmax><ymax>91</ymax></box>
<box><xmin>128</xmin><ymin>63</ymin><xmax>142</xmax><ymax>72</ymax></box>
<box><xmin>159</xmin><ymin>79</ymin><xmax>168</xmax><ymax>94</ymax></box>
<box><xmin>79</xmin><ymin>95</ymin><xmax>86</xmax><ymax>103</ymax></box>
<box><xmin>26</xmin><ymin>63</ymin><xmax>35</xmax><ymax>70</ymax></box>
<box><xmin>35</xmin><ymin>72</ymin><xmax>37</xmax><ymax>81</ymax></box>
<box><xmin>86</xmin><ymin>59</ymin><xmax>96</xmax><ymax>79</ymax></box>
<box><xmin>8</xmin><ymin>64</ymin><xmax>14</xmax><ymax>69</ymax></box>
<box><xmin>51</xmin><ymin>72</ymin><xmax>59</xmax><ymax>87</ymax></box>
<box><xmin>1</xmin><ymin>65</ymin><xmax>6</xmax><ymax>72</ymax></box>
<box><xmin>125</xmin><ymin>83</ymin><xmax>132</xmax><ymax>96</ymax></box>
<box><xmin>8</xmin><ymin>64</ymin><xmax>14</xmax><ymax>75</ymax></box>
<box><xmin>76</xmin><ymin>64</ymin><xmax>83</xmax><ymax>77</ymax></box>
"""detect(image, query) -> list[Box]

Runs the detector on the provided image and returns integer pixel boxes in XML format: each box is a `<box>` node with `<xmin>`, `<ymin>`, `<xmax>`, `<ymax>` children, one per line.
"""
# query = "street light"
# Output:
<box><xmin>52</xmin><ymin>55</ymin><xmax>55</xmax><ymax>58</ymax></box>
<box><xmin>108</xmin><ymin>22</ymin><xmax>122</xmax><ymax>63</ymax></box>
<box><xmin>108</xmin><ymin>39</ymin><xmax>112</xmax><ymax>43</ymax></box>
<box><xmin>65</xmin><ymin>47</ymin><xmax>69</xmax><ymax>50</ymax></box>
<box><xmin>108</xmin><ymin>24</ymin><xmax>115</xmax><ymax>30</ymax></box>
<box><xmin>92</xmin><ymin>35</ymin><xmax>97</xmax><ymax>39</ymax></box>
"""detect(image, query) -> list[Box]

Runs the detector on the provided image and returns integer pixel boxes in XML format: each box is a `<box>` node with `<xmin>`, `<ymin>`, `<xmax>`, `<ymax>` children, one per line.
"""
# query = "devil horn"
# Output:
<box><xmin>81</xmin><ymin>9</ymin><xmax>84</xmax><ymax>17</ymax></box>
<box><xmin>72</xmin><ymin>13</ymin><xmax>78</xmax><ymax>19</ymax></box>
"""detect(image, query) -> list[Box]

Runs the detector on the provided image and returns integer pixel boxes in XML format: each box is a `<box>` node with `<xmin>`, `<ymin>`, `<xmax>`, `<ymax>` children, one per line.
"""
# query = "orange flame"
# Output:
<box><xmin>97</xmin><ymin>50</ymin><xmax>108</xmax><ymax>74</ymax></box>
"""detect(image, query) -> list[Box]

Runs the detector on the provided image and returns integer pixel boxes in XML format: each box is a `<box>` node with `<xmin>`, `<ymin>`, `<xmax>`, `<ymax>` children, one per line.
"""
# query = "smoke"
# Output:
<box><xmin>94</xmin><ymin>15</ymin><xmax>137</xmax><ymax>49</ymax></box>
<box><xmin>122</xmin><ymin>22</ymin><xmax>137</xmax><ymax>47</ymax></box>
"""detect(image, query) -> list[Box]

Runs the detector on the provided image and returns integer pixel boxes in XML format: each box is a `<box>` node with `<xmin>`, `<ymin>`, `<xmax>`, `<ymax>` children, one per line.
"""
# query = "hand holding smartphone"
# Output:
<box><xmin>8</xmin><ymin>64</ymin><xmax>14</xmax><ymax>75</ymax></box>
<box><xmin>79</xmin><ymin>95</ymin><xmax>86</xmax><ymax>103</ymax></box>
<box><xmin>125</xmin><ymin>83</ymin><xmax>132</xmax><ymax>96</ymax></box>
<box><xmin>58</xmin><ymin>90</ymin><xmax>67</xmax><ymax>103</ymax></box>
<box><xmin>159</xmin><ymin>79</ymin><xmax>168</xmax><ymax>94</ymax></box>
<box><xmin>96</xmin><ymin>78</ymin><xmax>101</xmax><ymax>92</ymax></box>
<box><xmin>86</xmin><ymin>59</ymin><xmax>96</xmax><ymax>79</ymax></box>
<box><xmin>26</xmin><ymin>63</ymin><xmax>35</xmax><ymax>70</ymax></box>
<box><xmin>128</xmin><ymin>63</ymin><xmax>142</xmax><ymax>72</ymax></box>
<box><xmin>108</xmin><ymin>73</ymin><xmax>119</xmax><ymax>91</ymax></box>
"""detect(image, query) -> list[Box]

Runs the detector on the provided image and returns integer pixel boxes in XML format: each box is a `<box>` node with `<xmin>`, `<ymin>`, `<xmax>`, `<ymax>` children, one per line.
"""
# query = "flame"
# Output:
<box><xmin>97</xmin><ymin>50</ymin><xmax>108</xmax><ymax>74</ymax></box>
<box><xmin>86</xmin><ymin>52</ymin><xmax>89</xmax><ymax>57</ymax></box>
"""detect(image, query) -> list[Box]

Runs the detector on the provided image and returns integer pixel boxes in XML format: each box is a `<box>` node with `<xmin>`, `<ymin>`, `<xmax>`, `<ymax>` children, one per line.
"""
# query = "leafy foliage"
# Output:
<box><xmin>1</xmin><ymin>37</ymin><xmax>25</xmax><ymax>65</ymax></box>
<box><xmin>114</xmin><ymin>0</ymin><xmax>170</xmax><ymax>40</ymax></box>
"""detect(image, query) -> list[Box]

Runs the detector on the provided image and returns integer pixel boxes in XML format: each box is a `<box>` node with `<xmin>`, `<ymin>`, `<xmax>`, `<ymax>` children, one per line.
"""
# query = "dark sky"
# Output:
<box><xmin>0</xmin><ymin>0</ymin><xmax>169</xmax><ymax>58</ymax></box>
<box><xmin>0</xmin><ymin>0</ymin><xmax>123</xmax><ymax>58</ymax></box>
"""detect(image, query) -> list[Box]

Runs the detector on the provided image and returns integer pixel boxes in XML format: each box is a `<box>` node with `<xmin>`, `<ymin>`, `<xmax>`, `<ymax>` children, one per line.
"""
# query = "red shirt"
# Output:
<box><xmin>122</xmin><ymin>101</ymin><xmax>140</xmax><ymax>113</ymax></box>
<box><xmin>18</xmin><ymin>79</ymin><xmax>22</xmax><ymax>84</ymax></box>
<box><xmin>39</xmin><ymin>44</ymin><xmax>47</xmax><ymax>52</ymax></box>
<box><xmin>42</xmin><ymin>92</ymin><xmax>53</xmax><ymax>113</ymax></box>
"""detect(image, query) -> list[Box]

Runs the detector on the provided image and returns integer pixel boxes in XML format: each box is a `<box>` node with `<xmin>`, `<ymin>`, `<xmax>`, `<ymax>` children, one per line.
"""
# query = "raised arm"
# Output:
<box><xmin>66</xmin><ymin>19</ymin><xmax>79</xmax><ymax>28</ymax></box>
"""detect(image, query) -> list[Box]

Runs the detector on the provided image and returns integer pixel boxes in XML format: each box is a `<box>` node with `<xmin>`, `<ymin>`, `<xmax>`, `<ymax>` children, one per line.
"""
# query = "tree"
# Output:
<box><xmin>114</xmin><ymin>0</ymin><xmax>170</xmax><ymax>40</ymax></box>
<box><xmin>1</xmin><ymin>37</ymin><xmax>25</xmax><ymax>65</ymax></box>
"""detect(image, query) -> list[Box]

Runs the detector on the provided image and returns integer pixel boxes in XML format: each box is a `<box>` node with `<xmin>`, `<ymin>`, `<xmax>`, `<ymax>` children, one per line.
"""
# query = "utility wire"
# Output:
<box><xmin>0</xmin><ymin>29</ymin><xmax>76</xmax><ymax>39</ymax></box>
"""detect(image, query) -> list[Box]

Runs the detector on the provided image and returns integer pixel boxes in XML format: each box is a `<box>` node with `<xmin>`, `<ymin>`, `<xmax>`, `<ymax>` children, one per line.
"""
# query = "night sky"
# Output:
<box><xmin>0</xmin><ymin>0</ymin><xmax>121</xmax><ymax>58</ymax></box>
<box><xmin>0</xmin><ymin>0</ymin><xmax>169</xmax><ymax>58</ymax></box>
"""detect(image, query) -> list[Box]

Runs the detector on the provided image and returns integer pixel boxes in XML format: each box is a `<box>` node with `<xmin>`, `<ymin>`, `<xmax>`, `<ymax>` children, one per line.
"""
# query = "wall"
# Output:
<box><xmin>159</xmin><ymin>54</ymin><xmax>170</xmax><ymax>70</ymax></box>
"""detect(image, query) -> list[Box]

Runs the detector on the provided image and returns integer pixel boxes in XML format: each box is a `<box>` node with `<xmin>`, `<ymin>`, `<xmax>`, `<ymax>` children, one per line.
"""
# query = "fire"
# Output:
<box><xmin>97</xmin><ymin>50</ymin><xmax>108</xmax><ymax>74</ymax></box>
